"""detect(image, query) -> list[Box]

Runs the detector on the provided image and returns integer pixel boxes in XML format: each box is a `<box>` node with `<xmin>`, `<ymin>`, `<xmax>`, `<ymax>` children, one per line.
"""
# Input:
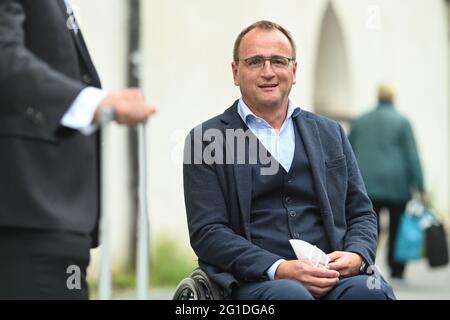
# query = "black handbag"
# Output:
<box><xmin>424</xmin><ymin>221</ymin><xmax>449</xmax><ymax>267</ymax></box>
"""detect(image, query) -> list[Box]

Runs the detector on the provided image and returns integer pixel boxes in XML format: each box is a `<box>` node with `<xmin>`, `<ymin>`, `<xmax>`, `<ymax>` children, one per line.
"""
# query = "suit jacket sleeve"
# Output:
<box><xmin>183</xmin><ymin>129</ymin><xmax>283</xmax><ymax>282</ymax></box>
<box><xmin>340</xmin><ymin>124</ymin><xmax>378</xmax><ymax>267</ymax></box>
<box><xmin>0</xmin><ymin>0</ymin><xmax>86</xmax><ymax>131</ymax></box>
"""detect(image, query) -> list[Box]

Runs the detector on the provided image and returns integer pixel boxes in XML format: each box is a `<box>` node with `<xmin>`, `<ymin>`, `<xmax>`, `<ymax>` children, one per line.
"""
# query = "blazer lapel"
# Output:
<box><xmin>222</xmin><ymin>104</ymin><xmax>253</xmax><ymax>238</ymax></box>
<box><xmin>234</xmin><ymin>158</ymin><xmax>252</xmax><ymax>239</ymax></box>
<box><xmin>294</xmin><ymin>112</ymin><xmax>337</xmax><ymax>249</ymax></box>
<box><xmin>57</xmin><ymin>0</ymin><xmax>101</xmax><ymax>87</ymax></box>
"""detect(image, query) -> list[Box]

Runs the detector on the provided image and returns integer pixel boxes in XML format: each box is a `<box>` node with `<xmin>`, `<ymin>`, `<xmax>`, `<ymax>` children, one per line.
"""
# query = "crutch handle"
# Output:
<box><xmin>99</xmin><ymin>107</ymin><xmax>116</xmax><ymax>125</ymax></box>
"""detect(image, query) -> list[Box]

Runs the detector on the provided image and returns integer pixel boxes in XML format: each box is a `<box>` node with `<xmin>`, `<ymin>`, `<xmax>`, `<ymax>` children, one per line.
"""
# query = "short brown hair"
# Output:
<box><xmin>233</xmin><ymin>20</ymin><xmax>297</xmax><ymax>63</ymax></box>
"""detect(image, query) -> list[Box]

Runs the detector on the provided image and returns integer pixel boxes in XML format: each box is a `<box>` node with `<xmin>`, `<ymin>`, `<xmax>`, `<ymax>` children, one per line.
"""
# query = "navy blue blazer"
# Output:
<box><xmin>183</xmin><ymin>100</ymin><xmax>377</xmax><ymax>296</ymax></box>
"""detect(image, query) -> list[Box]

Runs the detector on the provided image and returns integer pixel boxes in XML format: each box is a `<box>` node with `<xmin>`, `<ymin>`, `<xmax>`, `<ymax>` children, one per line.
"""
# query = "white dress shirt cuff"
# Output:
<box><xmin>61</xmin><ymin>87</ymin><xmax>108</xmax><ymax>136</ymax></box>
<box><xmin>266</xmin><ymin>259</ymin><xmax>286</xmax><ymax>280</ymax></box>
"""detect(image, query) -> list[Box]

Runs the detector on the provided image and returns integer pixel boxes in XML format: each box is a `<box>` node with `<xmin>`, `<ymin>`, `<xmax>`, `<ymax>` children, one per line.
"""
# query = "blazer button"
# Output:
<box><xmin>34</xmin><ymin>111</ymin><xmax>44</xmax><ymax>123</ymax></box>
<box><xmin>293</xmin><ymin>233</ymin><xmax>300</xmax><ymax>239</ymax></box>
<box><xmin>285</xmin><ymin>196</ymin><xmax>291</xmax><ymax>204</ymax></box>
<box><xmin>289</xmin><ymin>211</ymin><xmax>297</xmax><ymax>217</ymax></box>
<box><xmin>83</xmin><ymin>74</ymin><xmax>92</xmax><ymax>84</ymax></box>
<box><xmin>26</xmin><ymin>107</ymin><xmax>34</xmax><ymax>115</ymax></box>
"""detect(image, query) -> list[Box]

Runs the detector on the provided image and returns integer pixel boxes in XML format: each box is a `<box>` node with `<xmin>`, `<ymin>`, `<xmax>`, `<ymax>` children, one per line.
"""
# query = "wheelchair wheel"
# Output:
<box><xmin>190</xmin><ymin>268</ymin><xmax>224</xmax><ymax>300</ymax></box>
<box><xmin>172</xmin><ymin>278</ymin><xmax>206</xmax><ymax>300</ymax></box>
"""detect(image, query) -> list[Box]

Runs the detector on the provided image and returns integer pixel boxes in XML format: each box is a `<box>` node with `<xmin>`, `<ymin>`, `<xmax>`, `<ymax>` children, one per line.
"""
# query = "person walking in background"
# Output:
<box><xmin>183</xmin><ymin>21</ymin><xmax>395</xmax><ymax>300</ymax></box>
<box><xmin>349</xmin><ymin>83</ymin><xmax>425</xmax><ymax>281</ymax></box>
<box><xmin>0</xmin><ymin>0</ymin><xmax>155</xmax><ymax>299</ymax></box>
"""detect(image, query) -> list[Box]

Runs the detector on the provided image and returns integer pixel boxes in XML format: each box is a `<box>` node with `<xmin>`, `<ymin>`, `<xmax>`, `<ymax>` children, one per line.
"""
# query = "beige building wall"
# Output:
<box><xmin>142</xmin><ymin>0</ymin><xmax>449</xmax><ymax>252</ymax></box>
<box><xmin>334</xmin><ymin>0</ymin><xmax>449</xmax><ymax>216</ymax></box>
<box><xmin>141</xmin><ymin>0</ymin><xmax>331</xmax><ymax>256</ymax></box>
<box><xmin>70</xmin><ymin>0</ymin><xmax>449</xmax><ymax>275</ymax></box>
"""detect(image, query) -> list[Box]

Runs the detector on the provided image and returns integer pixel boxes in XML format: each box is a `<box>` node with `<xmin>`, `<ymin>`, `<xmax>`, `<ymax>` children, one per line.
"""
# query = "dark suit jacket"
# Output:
<box><xmin>0</xmin><ymin>0</ymin><xmax>101</xmax><ymax>246</ymax></box>
<box><xmin>184</xmin><ymin>101</ymin><xmax>378</xmax><ymax>295</ymax></box>
<box><xmin>349</xmin><ymin>103</ymin><xmax>424</xmax><ymax>202</ymax></box>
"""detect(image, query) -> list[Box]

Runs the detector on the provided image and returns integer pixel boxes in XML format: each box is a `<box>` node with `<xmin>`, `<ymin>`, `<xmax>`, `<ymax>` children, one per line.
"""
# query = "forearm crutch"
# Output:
<box><xmin>99</xmin><ymin>108</ymin><xmax>150</xmax><ymax>300</ymax></box>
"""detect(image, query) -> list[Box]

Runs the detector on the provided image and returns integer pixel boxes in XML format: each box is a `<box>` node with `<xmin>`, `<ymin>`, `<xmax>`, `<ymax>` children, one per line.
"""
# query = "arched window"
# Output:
<box><xmin>314</xmin><ymin>2</ymin><xmax>352</xmax><ymax>129</ymax></box>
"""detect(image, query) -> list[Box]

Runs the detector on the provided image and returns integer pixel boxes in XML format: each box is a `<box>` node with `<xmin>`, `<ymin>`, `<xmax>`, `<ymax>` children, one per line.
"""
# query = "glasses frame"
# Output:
<box><xmin>238</xmin><ymin>55</ymin><xmax>296</xmax><ymax>70</ymax></box>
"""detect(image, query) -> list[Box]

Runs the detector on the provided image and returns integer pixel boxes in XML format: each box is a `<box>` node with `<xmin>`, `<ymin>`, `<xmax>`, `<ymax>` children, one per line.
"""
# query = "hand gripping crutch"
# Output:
<box><xmin>99</xmin><ymin>108</ymin><xmax>150</xmax><ymax>300</ymax></box>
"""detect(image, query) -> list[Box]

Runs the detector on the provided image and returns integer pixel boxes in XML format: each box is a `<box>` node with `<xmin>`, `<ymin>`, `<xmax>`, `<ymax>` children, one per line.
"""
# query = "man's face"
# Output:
<box><xmin>232</xmin><ymin>28</ymin><xmax>297</xmax><ymax>111</ymax></box>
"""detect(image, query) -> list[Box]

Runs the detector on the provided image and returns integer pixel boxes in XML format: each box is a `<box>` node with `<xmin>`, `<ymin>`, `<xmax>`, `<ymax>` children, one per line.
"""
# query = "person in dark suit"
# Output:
<box><xmin>183</xmin><ymin>20</ymin><xmax>395</xmax><ymax>300</ymax></box>
<box><xmin>349</xmin><ymin>83</ymin><xmax>425</xmax><ymax>280</ymax></box>
<box><xmin>0</xmin><ymin>0</ymin><xmax>155</xmax><ymax>299</ymax></box>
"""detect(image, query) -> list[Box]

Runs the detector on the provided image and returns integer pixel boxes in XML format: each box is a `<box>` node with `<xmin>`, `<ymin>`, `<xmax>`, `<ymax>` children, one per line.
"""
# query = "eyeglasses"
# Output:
<box><xmin>239</xmin><ymin>55</ymin><xmax>295</xmax><ymax>70</ymax></box>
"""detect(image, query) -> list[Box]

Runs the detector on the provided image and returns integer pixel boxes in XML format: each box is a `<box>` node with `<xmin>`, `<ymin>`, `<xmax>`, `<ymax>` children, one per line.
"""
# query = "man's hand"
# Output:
<box><xmin>327</xmin><ymin>251</ymin><xmax>362</xmax><ymax>278</ymax></box>
<box><xmin>275</xmin><ymin>260</ymin><xmax>340</xmax><ymax>298</ymax></box>
<box><xmin>94</xmin><ymin>88</ymin><xmax>156</xmax><ymax>125</ymax></box>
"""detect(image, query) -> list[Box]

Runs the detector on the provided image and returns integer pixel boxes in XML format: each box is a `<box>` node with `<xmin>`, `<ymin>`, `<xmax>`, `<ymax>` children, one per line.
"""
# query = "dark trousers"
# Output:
<box><xmin>372</xmin><ymin>200</ymin><xmax>407</xmax><ymax>278</ymax></box>
<box><xmin>233</xmin><ymin>275</ymin><xmax>396</xmax><ymax>300</ymax></box>
<box><xmin>0</xmin><ymin>228</ymin><xmax>91</xmax><ymax>300</ymax></box>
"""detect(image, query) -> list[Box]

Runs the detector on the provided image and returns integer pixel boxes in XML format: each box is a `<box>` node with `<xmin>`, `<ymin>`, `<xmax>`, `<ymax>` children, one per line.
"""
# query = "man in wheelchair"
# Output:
<box><xmin>179</xmin><ymin>20</ymin><xmax>395</xmax><ymax>300</ymax></box>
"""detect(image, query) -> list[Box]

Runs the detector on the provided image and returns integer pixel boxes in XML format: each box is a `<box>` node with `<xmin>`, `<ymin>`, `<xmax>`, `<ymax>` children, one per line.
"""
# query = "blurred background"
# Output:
<box><xmin>70</xmin><ymin>0</ymin><xmax>449</xmax><ymax>298</ymax></box>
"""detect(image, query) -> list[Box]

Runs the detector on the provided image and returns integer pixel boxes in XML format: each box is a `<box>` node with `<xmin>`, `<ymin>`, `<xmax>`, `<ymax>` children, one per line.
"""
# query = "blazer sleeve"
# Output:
<box><xmin>183</xmin><ymin>128</ymin><xmax>283</xmax><ymax>282</ymax></box>
<box><xmin>339</xmin><ymin>124</ymin><xmax>378</xmax><ymax>267</ymax></box>
<box><xmin>401</xmin><ymin>120</ymin><xmax>425</xmax><ymax>193</ymax></box>
<box><xmin>0</xmin><ymin>0</ymin><xmax>85</xmax><ymax>130</ymax></box>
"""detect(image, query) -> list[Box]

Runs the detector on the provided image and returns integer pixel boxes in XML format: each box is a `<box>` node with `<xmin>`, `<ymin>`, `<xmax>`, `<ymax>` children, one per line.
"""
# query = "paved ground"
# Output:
<box><xmin>376</xmin><ymin>248</ymin><xmax>450</xmax><ymax>300</ymax></box>
<box><xmin>114</xmin><ymin>287</ymin><xmax>174</xmax><ymax>300</ymax></box>
<box><xmin>114</xmin><ymin>254</ymin><xmax>450</xmax><ymax>300</ymax></box>
<box><xmin>113</xmin><ymin>234</ymin><xmax>450</xmax><ymax>300</ymax></box>
<box><xmin>374</xmin><ymin>223</ymin><xmax>450</xmax><ymax>300</ymax></box>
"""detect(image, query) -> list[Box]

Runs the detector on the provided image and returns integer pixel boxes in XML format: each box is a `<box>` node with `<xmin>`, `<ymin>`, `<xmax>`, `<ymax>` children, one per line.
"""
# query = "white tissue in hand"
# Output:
<box><xmin>289</xmin><ymin>239</ymin><xmax>329</xmax><ymax>266</ymax></box>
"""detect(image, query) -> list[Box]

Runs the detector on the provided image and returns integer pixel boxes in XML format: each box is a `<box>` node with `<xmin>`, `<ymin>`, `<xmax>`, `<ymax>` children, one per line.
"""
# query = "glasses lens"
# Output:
<box><xmin>271</xmin><ymin>56</ymin><xmax>290</xmax><ymax>68</ymax></box>
<box><xmin>244</xmin><ymin>56</ymin><xmax>264</xmax><ymax>68</ymax></box>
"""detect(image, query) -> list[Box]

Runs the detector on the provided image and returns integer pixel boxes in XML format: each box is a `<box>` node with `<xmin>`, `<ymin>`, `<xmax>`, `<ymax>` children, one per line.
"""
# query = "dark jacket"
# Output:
<box><xmin>349</xmin><ymin>103</ymin><xmax>424</xmax><ymax>203</ymax></box>
<box><xmin>183</xmin><ymin>101</ymin><xmax>377</xmax><ymax>296</ymax></box>
<box><xmin>0</xmin><ymin>0</ymin><xmax>101</xmax><ymax>246</ymax></box>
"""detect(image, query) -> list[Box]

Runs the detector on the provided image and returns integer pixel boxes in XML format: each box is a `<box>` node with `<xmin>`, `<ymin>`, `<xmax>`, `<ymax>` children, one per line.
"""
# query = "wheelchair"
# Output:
<box><xmin>172</xmin><ymin>268</ymin><xmax>225</xmax><ymax>300</ymax></box>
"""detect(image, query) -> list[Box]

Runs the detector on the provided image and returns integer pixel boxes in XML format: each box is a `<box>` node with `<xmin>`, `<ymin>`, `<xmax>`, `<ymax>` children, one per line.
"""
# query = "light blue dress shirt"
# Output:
<box><xmin>237</xmin><ymin>98</ymin><xmax>300</xmax><ymax>172</ymax></box>
<box><xmin>237</xmin><ymin>98</ymin><xmax>301</xmax><ymax>280</ymax></box>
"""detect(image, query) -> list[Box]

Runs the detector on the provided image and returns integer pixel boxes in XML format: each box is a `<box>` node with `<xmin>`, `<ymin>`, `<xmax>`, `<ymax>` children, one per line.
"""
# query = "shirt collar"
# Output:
<box><xmin>237</xmin><ymin>98</ymin><xmax>301</xmax><ymax>125</ymax></box>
